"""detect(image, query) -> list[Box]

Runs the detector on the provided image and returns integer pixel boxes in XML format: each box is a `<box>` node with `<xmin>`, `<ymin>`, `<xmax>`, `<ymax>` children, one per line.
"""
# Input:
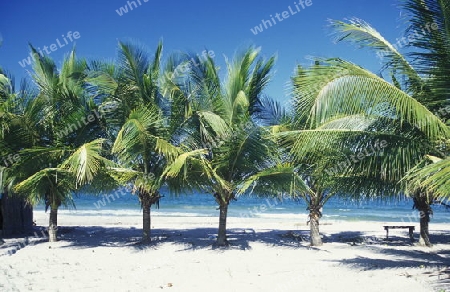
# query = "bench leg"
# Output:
<box><xmin>409</xmin><ymin>229</ymin><xmax>414</xmax><ymax>242</ymax></box>
<box><xmin>385</xmin><ymin>229</ymin><xmax>389</xmax><ymax>240</ymax></box>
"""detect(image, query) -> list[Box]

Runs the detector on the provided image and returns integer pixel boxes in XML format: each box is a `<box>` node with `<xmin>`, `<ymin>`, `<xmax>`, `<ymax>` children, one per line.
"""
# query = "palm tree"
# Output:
<box><xmin>162</xmin><ymin>47</ymin><xmax>308</xmax><ymax>246</ymax></box>
<box><xmin>0</xmin><ymin>69</ymin><xmax>37</xmax><ymax>239</ymax></box>
<box><xmin>328</xmin><ymin>0</ymin><xmax>450</xmax><ymax>246</ymax></box>
<box><xmin>281</xmin><ymin>0</ymin><xmax>449</xmax><ymax>246</ymax></box>
<box><xmin>91</xmin><ymin>41</ymin><xmax>188</xmax><ymax>243</ymax></box>
<box><xmin>401</xmin><ymin>154</ymin><xmax>450</xmax><ymax>244</ymax></box>
<box><xmin>277</xmin><ymin>59</ymin><xmax>444</xmax><ymax>245</ymax></box>
<box><xmin>282</xmin><ymin>59</ymin><xmax>448</xmax><ymax>246</ymax></box>
<box><xmin>10</xmin><ymin>47</ymin><xmax>114</xmax><ymax>242</ymax></box>
<box><xmin>0</xmin><ymin>72</ymin><xmax>22</xmax><ymax>241</ymax></box>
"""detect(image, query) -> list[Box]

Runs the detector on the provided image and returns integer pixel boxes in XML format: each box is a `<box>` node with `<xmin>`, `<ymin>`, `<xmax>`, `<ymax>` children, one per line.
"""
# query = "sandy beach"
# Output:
<box><xmin>1</xmin><ymin>211</ymin><xmax>449</xmax><ymax>291</ymax></box>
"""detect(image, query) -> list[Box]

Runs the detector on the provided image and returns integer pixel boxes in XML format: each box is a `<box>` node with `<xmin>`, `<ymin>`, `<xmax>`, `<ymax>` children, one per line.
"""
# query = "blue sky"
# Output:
<box><xmin>0</xmin><ymin>0</ymin><xmax>406</xmax><ymax>104</ymax></box>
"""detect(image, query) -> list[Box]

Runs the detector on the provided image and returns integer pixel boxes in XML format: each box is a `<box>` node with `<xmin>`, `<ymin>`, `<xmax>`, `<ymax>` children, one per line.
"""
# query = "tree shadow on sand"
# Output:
<box><xmin>21</xmin><ymin>225</ymin><xmax>325</xmax><ymax>253</ymax></box>
<box><xmin>2</xmin><ymin>225</ymin><xmax>449</xmax><ymax>290</ymax></box>
<box><xmin>325</xmin><ymin>229</ymin><xmax>450</xmax><ymax>291</ymax></box>
<box><xmin>3</xmin><ymin>225</ymin><xmax>449</xmax><ymax>258</ymax></box>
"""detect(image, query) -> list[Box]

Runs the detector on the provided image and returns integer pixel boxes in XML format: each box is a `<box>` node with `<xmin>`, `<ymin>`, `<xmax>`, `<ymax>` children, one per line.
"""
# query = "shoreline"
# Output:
<box><xmin>30</xmin><ymin>209</ymin><xmax>450</xmax><ymax>230</ymax></box>
<box><xmin>0</xmin><ymin>212</ymin><xmax>449</xmax><ymax>291</ymax></box>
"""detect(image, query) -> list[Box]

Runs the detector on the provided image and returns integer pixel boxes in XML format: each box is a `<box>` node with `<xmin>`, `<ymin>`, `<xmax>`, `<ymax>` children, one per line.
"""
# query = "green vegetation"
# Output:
<box><xmin>0</xmin><ymin>0</ymin><xmax>448</xmax><ymax>247</ymax></box>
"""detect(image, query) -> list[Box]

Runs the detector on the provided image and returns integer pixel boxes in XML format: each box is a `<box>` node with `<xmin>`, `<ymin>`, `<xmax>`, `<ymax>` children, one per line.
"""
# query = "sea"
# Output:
<box><xmin>34</xmin><ymin>187</ymin><xmax>450</xmax><ymax>224</ymax></box>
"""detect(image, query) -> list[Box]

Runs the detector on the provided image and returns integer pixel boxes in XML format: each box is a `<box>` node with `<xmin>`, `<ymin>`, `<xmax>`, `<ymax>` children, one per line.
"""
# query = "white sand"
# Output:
<box><xmin>0</xmin><ymin>211</ymin><xmax>449</xmax><ymax>291</ymax></box>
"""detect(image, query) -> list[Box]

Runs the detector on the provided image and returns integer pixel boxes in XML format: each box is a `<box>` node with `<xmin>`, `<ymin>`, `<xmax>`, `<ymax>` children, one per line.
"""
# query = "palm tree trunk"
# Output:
<box><xmin>48</xmin><ymin>207</ymin><xmax>58</xmax><ymax>242</ymax></box>
<box><xmin>309</xmin><ymin>206</ymin><xmax>322</xmax><ymax>246</ymax></box>
<box><xmin>418</xmin><ymin>208</ymin><xmax>432</xmax><ymax>247</ymax></box>
<box><xmin>217</xmin><ymin>203</ymin><xmax>228</xmax><ymax>246</ymax></box>
<box><xmin>414</xmin><ymin>196</ymin><xmax>432</xmax><ymax>247</ymax></box>
<box><xmin>142</xmin><ymin>200</ymin><xmax>151</xmax><ymax>243</ymax></box>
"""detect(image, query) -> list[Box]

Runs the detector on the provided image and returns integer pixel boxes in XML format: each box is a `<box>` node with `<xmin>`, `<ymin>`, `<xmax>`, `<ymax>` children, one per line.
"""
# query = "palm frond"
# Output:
<box><xmin>13</xmin><ymin>167</ymin><xmax>75</xmax><ymax>208</ymax></box>
<box><xmin>0</xmin><ymin>73</ymin><xmax>11</xmax><ymax>93</ymax></box>
<box><xmin>237</xmin><ymin>163</ymin><xmax>311</xmax><ymax>197</ymax></box>
<box><xmin>118</xmin><ymin>41</ymin><xmax>149</xmax><ymax>89</ymax></box>
<box><xmin>215</xmin><ymin>124</ymin><xmax>274</xmax><ymax>180</ymax></box>
<box><xmin>197</xmin><ymin>110</ymin><xmax>230</xmax><ymax>138</ymax></box>
<box><xmin>162</xmin><ymin>148</ymin><xmax>209</xmax><ymax>179</ymax></box>
<box><xmin>29</xmin><ymin>45</ymin><xmax>58</xmax><ymax>98</ymax></box>
<box><xmin>155</xmin><ymin>137</ymin><xmax>182</xmax><ymax>163</ymax></box>
<box><xmin>292</xmin><ymin>59</ymin><xmax>449</xmax><ymax>140</ymax></box>
<box><xmin>61</xmin><ymin>139</ymin><xmax>114</xmax><ymax>185</ymax></box>
<box><xmin>254</xmin><ymin>95</ymin><xmax>290</xmax><ymax>126</ymax></box>
<box><xmin>329</xmin><ymin>18</ymin><xmax>423</xmax><ymax>94</ymax></box>
<box><xmin>278</xmin><ymin>121</ymin><xmax>432</xmax><ymax>183</ymax></box>
<box><xmin>112</xmin><ymin>105</ymin><xmax>164</xmax><ymax>164</ymax></box>
<box><xmin>402</xmin><ymin>155</ymin><xmax>450</xmax><ymax>200</ymax></box>
<box><xmin>403</xmin><ymin>0</ymin><xmax>450</xmax><ymax>113</ymax></box>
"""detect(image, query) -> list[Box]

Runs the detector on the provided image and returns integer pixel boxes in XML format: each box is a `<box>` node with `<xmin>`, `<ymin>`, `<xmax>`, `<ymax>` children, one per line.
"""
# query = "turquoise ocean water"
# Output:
<box><xmin>35</xmin><ymin>188</ymin><xmax>450</xmax><ymax>224</ymax></box>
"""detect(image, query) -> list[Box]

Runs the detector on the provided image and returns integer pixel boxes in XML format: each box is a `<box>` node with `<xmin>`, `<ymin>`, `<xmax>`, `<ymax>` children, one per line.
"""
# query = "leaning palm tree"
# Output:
<box><xmin>9</xmin><ymin>47</ymin><xmax>114</xmax><ymax>242</ymax></box>
<box><xmin>281</xmin><ymin>0</ymin><xmax>450</xmax><ymax>246</ymax></box>
<box><xmin>277</xmin><ymin>59</ymin><xmax>446</xmax><ymax>245</ymax></box>
<box><xmin>162</xmin><ymin>47</ymin><xmax>309</xmax><ymax>246</ymax></box>
<box><xmin>281</xmin><ymin>57</ymin><xmax>448</xmax><ymax>246</ymax></box>
<box><xmin>325</xmin><ymin>0</ymin><xmax>450</xmax><ymax>246</ymax></box>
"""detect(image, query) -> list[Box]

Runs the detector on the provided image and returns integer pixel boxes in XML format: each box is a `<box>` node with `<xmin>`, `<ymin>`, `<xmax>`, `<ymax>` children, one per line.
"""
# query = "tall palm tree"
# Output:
<box><xmin>162</xmin><ymin>47</ymin><xmax>309</xmax><ymax>246</ymax></box>
<box><xmin>10</xmin><ymin>47</ymin><xmax>114</xmax><ymax>242</ymax></box>
<box><xmin>92</xmin><ymin>41</ymin><xmax>188</xmax><ymax>243</ymax></box>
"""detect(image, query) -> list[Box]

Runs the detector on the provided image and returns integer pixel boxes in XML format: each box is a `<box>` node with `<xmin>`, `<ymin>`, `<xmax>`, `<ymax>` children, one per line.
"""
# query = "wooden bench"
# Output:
<box><xmin>383</xmin><ymin>226</ymin><xmax>415</xmax><ymax>242</ymax></box>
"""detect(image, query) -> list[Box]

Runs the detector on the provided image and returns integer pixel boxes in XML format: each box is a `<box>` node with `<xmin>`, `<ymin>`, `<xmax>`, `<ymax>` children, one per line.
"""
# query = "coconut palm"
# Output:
<box><xmin>278</xmin><ymin>58</ymin><xmax>447</xmax><ymax>245</ymax></box>
<box><xmin>329</xmin><ymin>0</ymin><xmax>450</xmax><ymax>247</ymax></box>
<box><xmin>90</xmin><ymin>41</ymin><xmax>193</xmax><ymax>243</ymax></box>
<box><xmin>9</xmin><ymin>47</ymin><xmax>114</xmax><ymax>242</ymax></box>
<box><xmin>281</xmin><ymin>60</ymin><xmax>448</xmax><ymax>246</ymax></box>
<box><xmin>280</xmin><ymin>0</ymin><xmax>450</xmax><ymax>246</ymax></box>
<box><xmin>162</xmin><ymin>47</ymin><xmax>310</xmax><ymax>246</ymax></box>
<box><xmin>0</xmin><ymin>70</ymin><xmax>36</xmax><ymax>242</ymax></box>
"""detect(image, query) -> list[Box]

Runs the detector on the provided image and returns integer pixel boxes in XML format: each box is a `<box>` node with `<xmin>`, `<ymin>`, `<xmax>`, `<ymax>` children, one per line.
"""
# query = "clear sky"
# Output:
<box><xmin>0</xmin><ymin>0</ymin><xmax>406</xmax><ymax>104</ymax></box>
